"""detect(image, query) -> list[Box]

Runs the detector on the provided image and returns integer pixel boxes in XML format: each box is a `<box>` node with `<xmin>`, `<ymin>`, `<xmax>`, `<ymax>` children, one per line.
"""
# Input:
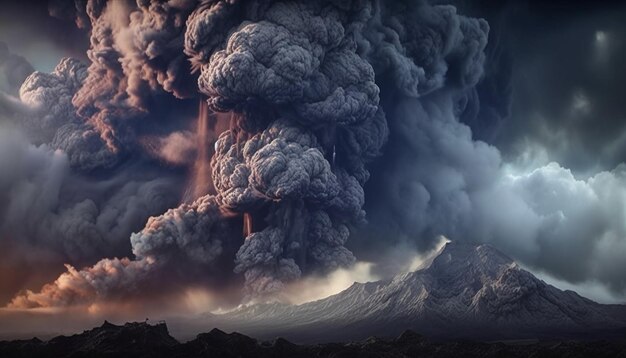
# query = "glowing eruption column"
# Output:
<box><xmin>184</xmin><ymin>100</ymin><xmax>211</xmax><ymax>202</ymax></box>
<box><xmin>243</xmin><ymin>213</ymin><xmax>253</xmax><ymax>238</ymax></box>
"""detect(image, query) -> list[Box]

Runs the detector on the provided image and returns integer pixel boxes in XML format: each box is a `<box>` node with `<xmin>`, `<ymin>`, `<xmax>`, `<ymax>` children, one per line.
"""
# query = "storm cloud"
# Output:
<box><xmin>3</xmin><ymin>0</ymin><xmax>626</xmax><ymax>310</ymax></box>
<box><xmin>459</xmin><ymin>0</ymin><xmax>626</xmax><ymax>175</ymax></box>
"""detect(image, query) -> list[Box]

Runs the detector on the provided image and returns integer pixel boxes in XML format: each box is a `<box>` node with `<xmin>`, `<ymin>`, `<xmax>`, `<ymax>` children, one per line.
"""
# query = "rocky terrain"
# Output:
<box><xmin>1</xmin><ymin>321</ymin><xmax>625</xmax><ymax>358</ymax></box>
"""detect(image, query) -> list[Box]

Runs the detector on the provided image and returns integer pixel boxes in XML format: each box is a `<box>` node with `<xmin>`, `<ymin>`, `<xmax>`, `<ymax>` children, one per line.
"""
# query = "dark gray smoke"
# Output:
<box><xmin>10</xmin><ymin>195</ymin><xmax>238</xmax><ymax>308</ymax></box>
<box><xmin>0</xmin><ymin>121</ymin><xmax>184</xmax><ymax>305</ymax></box>
<box><xmin>353</xmin><ymin>1</ymin><xmax>626</xmax><ymax>298</ymax></box>
<box><xmin>48</xmin><ymin>0</ymin><xmax>200</xmax><ymax>170</ymax></box>
<box><xmin>0</xmin><ymin>35</ymin><xmax>185</xmax><ymax>304</ymax></box>
<box><xmin>6</xmin><ymin>0</ymin><xmax>626</xmax><ymax>308</ymax></box>
<box><xmin>185</xmin><ymin>0</ymin><xmax>392</xmax><ymax>297</ymax></box>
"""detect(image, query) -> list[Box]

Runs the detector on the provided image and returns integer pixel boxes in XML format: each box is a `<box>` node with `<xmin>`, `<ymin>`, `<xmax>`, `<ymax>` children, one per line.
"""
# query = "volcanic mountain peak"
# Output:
<box><xmin>197</xmin><ymin>241</ymin><xmax>626</xmax><ymax>342</ymax></box>
<box><xmin>389</xmin><ymin>241</ymin><xmax>517</xmax><ymax>290</ymax></box>
<box><xmin>423</xmin><ymin>241</ymin><xmax>515</xmax><ymax>273</ymax></box>
<box><xmin>355</xmin><ymin>242</ymin><xmax>616</xmax><ymax>328</ymax></box>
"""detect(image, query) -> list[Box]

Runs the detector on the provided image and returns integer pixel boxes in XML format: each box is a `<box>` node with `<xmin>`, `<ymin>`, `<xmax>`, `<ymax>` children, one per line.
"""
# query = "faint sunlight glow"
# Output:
<box><xmin>182</xmin><ymin>288</ymin><xmax>215</xmax><ymax>314</ymax></box>
<box><xmin>594</xmin><ymin>30</ymin><xmax>610</xmax><ymax>65</ymax></box>
<box><xmin>282</xmin><ymin>262</ymin><xmax>379</xmax><ymax>305</ymax></box>
<box><xmin>570</xmin><ymin>90</ymin><xmax>591</xmax><ymax>116</ymax></box>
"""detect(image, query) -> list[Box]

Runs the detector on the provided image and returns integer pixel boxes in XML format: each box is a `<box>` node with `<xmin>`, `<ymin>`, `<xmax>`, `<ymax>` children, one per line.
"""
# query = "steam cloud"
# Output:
<box><xmin>3</xmin><ymin>0</ymin><xmax>626</xmax><ymax>309</ymax></box>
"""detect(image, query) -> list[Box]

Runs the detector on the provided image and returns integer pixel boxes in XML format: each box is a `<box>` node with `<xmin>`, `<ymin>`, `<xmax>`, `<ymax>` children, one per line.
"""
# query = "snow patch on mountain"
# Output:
<box><xmin>192</xmin><ymin>242</ymin><xmax>626</xmax><ymax>341</ymax></box>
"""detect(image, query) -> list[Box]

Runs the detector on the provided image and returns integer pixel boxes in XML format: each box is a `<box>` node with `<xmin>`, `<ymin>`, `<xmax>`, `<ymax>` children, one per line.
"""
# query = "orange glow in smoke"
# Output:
<box><xmin>184</xmin><ymin>100</ymin><xmax>212</xmax><ymax>202</ymax></box>
<box><xmin>243</xmin><ymin>213</ymin><xmax>253</xmax><ymax>238</ymax></box>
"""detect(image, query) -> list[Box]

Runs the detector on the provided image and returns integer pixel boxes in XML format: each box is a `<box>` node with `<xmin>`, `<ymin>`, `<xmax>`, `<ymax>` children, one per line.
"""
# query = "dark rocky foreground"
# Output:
<box><xmin>1</xmin><ymin>321</ymin><xmax>626</xmax><ymax>358</ymax></box>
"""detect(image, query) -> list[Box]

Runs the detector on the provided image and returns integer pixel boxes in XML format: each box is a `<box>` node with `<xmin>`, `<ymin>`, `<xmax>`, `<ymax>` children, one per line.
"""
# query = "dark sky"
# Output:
<box><xmin>0</xmin><ymin>1</ymin><xmax>88</xmax><ymax>72</ymax></box>
<box><xmin>458</xmin><ymin>0</ymin><xmax>626</xmax><ymax>176</ymax></box>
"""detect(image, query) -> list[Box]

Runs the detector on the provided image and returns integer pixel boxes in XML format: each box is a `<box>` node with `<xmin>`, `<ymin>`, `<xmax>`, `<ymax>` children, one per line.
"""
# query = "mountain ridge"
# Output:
<box><xmin>191</xmin><ymin>242</ymin><xmax>626</xmax><ymax>342</ymax></box>
<box><xmin>2</xmin><ymin>320</ymin><xmax>626</xmax><ymax>358</ymax></box>
<box><xmin>0</xmin><ymin>321</ymin><xmax>626</xmax><ymax>358</ymax></box>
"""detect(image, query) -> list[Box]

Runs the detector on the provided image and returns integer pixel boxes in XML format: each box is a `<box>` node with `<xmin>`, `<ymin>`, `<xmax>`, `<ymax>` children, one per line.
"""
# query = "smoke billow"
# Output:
<box><xmin>5</xmin><ymin>0</ymin><xmax>626</xmax><ymax>310</ymax></box>
<box><xmin>9</xmin><ymin>195</ymin><xmax>238</xmax><ymax>308</ymax></box>
<box><xmin>0</xmin><ymin>33</ymin><xmax>185</xmax><ymax>303</ymax></box>
<box><xmin>185</xmin><ymin>0</ymin><xmax>394</xmax><ymax>297</ymax></box>
<box><xmin>61</xmin><ymin>0</ymin><xmax>200</xmax><ymax>169</ymax></box>
<box><xmin>0</xmin><ymin>47</ymin><xmax>182</xmax><ymax>281</ymax></box>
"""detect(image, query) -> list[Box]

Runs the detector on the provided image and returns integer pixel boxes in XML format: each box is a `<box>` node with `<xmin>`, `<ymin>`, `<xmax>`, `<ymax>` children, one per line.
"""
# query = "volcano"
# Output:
<box><xmin>190</xmin><ymin>242</ymin><xmax>626</xmax><ymax>342</ymax></box>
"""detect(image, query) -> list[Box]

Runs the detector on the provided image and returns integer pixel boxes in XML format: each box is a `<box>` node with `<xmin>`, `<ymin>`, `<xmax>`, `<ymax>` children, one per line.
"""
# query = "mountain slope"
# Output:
<box><xmin>200</xmin><ymin>242</ymin><xmax>626</xmax><ymax>341</ymax></box>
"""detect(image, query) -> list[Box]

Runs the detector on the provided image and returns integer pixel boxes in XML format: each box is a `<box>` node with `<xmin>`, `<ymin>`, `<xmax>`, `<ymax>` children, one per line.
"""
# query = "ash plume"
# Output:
<box><xmin>57</xmin><ymin>0</ymin><xmax>200</xmax><ymax>168</ymax></box>
<box><xmin>0</xmin><ymin>42</ymin><xmax>185</xmax><ymax>303</ymax></box>
<box><xmin>186</xmin><ymin>0</ymin><xmax>390</xmax><ymax>297</ymax></box>
<box><xmin>7</xmin><ymin>0</ymin><xmax>626</xmax><ymax>309</ymax></box>
<box><xmin>10</xmin><ymin>195</ymin><xmax>238</xmax><ymax>308</ymax></box>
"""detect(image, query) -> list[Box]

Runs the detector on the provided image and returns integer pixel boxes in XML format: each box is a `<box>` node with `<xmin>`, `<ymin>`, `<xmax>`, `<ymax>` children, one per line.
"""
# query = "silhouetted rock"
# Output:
<box><xmin>0</xmin><ymin>321</ymin><xmax>178</xmax><ymax>358</ymax></box>
<box><xmin>1</xmin><ymin>321</ymin><xmax>626</xmax><ymax>357</ymax></box>
<box><xmin>396</xmin><ymin>330</ymin><xmax>425</xmax><ymax>345</ymax></box>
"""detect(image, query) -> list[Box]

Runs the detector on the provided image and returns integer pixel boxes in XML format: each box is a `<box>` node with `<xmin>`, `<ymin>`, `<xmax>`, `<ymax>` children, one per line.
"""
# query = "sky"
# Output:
<box><xmin>0</xmin><ymin>0</ymin><xmax>625</xmax><ymax>336</ymax></box>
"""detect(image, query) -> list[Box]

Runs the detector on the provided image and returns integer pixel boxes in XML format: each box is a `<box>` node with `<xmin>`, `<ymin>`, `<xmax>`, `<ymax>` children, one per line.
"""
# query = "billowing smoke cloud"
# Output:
<box><xmin>9</xmin><ymin>195</ymin><xmax>238</xmax><ymax>308</ymax></box>
<box><xmin>0</xmin><ymin>0</ymin><xmax>211</xmax><ymax>308</ymax></box>
<box><xmin>67</xmin><ymin>0</ymin><xmax>199</xmax><ymax>162</ymax></box>
<box><xmin>0</xmin><ymin>33</ymin><xmax>185</xmax><ymax>303</ymax></box>
<box><xmin>350</xmin><ymin>0</ymin><xmax>493</xmax><ymax>247</ymax></box>
<box><xmin>20</xmin><ymin>58</ymin><xmax>86</xmax><ymax>133</ymax></box>
<box><xmin>184</xmin><ymin>0</ymin><xmax>393</xmax><ymax>297</ymax></box>
<box><xmin>5</xmin><ymin>0</ymin><xmax>626</xmax><ymax>310</ymax></box>
<box><xmin>0</xmin><ymin>121</ymin><xmax>183</xmax><ymax>304</ymax></box>
<box><xmin>9</xmin><ymin>54</ymin><xmax>120</xmax><ymax>171</ymax></box>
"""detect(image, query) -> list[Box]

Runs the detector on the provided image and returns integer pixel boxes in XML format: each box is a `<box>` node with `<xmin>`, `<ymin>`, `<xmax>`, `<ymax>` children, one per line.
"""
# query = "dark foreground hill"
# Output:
<box><xmin>1</xmin><ymin>321</ymin><xmax>626</xmax><ymax>358</ymax></box>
